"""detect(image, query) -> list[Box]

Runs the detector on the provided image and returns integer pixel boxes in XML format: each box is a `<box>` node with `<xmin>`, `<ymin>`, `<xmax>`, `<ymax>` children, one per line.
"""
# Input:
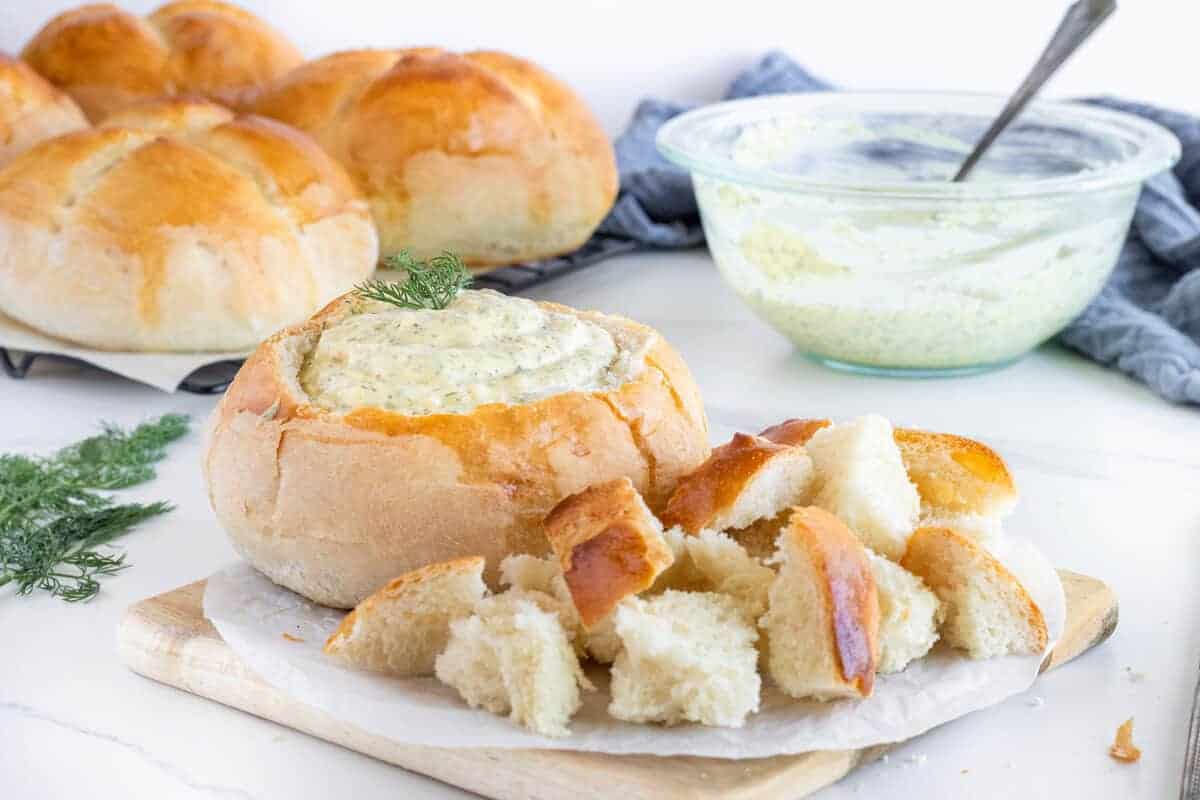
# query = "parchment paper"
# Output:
<box><xmin>203</xmin><ymin>535</ymin><xmax>1065</xmax><ymax>758</ymax></box>
<box><xmin>0</xmin><ymin>312</ymin><xmax>249</xmax><ymax>393</ymax></box>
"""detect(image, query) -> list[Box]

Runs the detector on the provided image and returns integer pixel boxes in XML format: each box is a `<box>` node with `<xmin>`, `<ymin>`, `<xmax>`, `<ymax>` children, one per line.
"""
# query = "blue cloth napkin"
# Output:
<box><xmin>590</xmin><ymin>51</ymin><xmax>1200</xmax><ymax>405</ymax></box>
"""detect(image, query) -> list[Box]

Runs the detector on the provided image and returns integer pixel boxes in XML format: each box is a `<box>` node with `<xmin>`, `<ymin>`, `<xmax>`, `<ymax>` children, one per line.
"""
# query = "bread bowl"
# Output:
<box><xmin>0</xmin><ymin>54</ymin><xmax>87</xmax><ymax>167</ymax></box>
<box><xmin>204</xmin><ymin>287</ymin><xmax>710</xmax><ymax>607</ymax></box>
<box><xmin>251</xmin><ymin>48</ymin><xmax>617</xmax><ymax>266</ymax></box>
<box><xmin>21</xmin><ymin>1</ymin><xmax>302</xmax><ymax>121</ymax></box>
<box><xmin>0</xmin><ymin>98</ymin><xmax>377</xmax><ymax>351</ymax></box>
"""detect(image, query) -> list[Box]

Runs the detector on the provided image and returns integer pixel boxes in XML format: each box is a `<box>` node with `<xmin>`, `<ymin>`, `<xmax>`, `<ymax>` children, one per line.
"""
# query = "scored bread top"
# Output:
<box><xmin>0</xmin><ymin>97</ymin><xmax>375</xmax><ymax>351</ymax></box>
<box><xmin>250</xmin><ymin>47</ymin><xmax>617</xmax><ymax>265</ymax></box>
<box><xmin>785</xmin><ymin>506</ymin><xmax>881</xmax><ymax>695</ymax></box>
<box><xmin>0</xmin><ymin>53</ymin><xmax>88</xmax><ymax>167</ymax></box>
<box><xmin>660</xmin><ymin>432</ymin><xmax>813</xmax><ymax>534</ymax></box>
<box><xmin>21</xmin><ymin>1</ymin><xmax>302</xmax><ymax>121</ymax></box>
<box><xmin>761</xmin><ymin>418</ymin><xmax>1016</xmax><ymax>519</ymax></box>
<box><xmin>543</xmin><ymin>477</ymin><xmax>674</xmax><ymax>628</ymax></box>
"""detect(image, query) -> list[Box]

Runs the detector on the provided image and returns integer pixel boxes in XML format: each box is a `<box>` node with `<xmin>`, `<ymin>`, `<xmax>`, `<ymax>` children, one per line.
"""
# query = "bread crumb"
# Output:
<box><xmin>1109</xmin><ymin>718</ymin><xmax>1141</xmax><ymax>763</ymax></box>
<box><xmin>1027</xmin><ymin>695</ymin><xmax>1044</xmax><ymax>708</ymax></box>
<box><xmin>281</xmin><ymin>632</ymin><xmax>304</xmax><ymax>643</ymax></box>
<box><xmin>960</xmin><ymin>769</ymin><xmax>969</xmax><ymax>775</ymax></box>
<box><xmin>1123</xmin><ymin>666</ymin><xmax>1146</xmax><ymax>683</ymax></box>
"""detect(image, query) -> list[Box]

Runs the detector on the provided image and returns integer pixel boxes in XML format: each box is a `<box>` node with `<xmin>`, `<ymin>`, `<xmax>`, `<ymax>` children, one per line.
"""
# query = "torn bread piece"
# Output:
<box><xmin>656</xmin><ymin>527</ymin><xmax>774</xmax><ymax>624</ymax></box>
<box><xmin>324</xmin><ymin>556</ymin><xmax>486</xmax><ymax>676</ymax></box>
<box><xmin>498</xmin><ymin>553</ymin><xmax>626</xmax><ymax>663</ymax></box>
<box><xmin>804</xmin><ymin>415</ymin><xmax>920</xmax><ymax>561</ymax></box>
<box><xmin>543</xmin><ymin>477</ymin><xmax>674</xmax><ymax>629</ymax></box>
<box><xmin>894</xmin><ymin>429</ymin><xmax>1017</xmax><ymax>519</ymax></box>
<box><xmin>866</xmin><ymin>551</ymin><xmax>942</xmax><ymax>673</ymax></box>
<box><xmin>609</xmin><ymin>590</ymin><xmax>761</xmax><ymax>727</ymax></box>
<box><xmin>434</xmin><ymin>593</ymin><xmax>592</xmax><ymax>738</ymax></box>
<box><xmin>901</xmin><ymin>527</ymin><xmax>1048</xmax><ymax>659</ymax></box>
<box><xmin>762</xmin><ymin>506</ymin><xmax>880</xmax><ymax>700</ymax></box>
<box><xmin>661</xmin><ymin>433</ymin><xmax>815</xmax><ymax>535</ymax></box>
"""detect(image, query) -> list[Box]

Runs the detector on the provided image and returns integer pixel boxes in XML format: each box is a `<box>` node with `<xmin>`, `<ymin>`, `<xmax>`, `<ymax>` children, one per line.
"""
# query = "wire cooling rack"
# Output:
<box><xmin>0</xmin><ymin>236</ymin><xmax>638</xmax><ymax>394</ymax></box>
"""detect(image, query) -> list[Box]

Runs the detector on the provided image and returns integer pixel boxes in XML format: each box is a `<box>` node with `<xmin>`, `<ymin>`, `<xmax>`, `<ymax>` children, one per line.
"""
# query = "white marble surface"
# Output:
<box><xmin>2</xmin><ymin>250</ymin><xmax>1199</xmax><ymax>799</ymax></box>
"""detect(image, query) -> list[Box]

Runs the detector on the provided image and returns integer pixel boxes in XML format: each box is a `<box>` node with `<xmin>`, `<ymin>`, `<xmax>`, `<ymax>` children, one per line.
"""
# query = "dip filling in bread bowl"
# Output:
<box><xmin>205</xmin><ymin>278</ymin><xmax>710</xmax><ymax>608</ymax></box>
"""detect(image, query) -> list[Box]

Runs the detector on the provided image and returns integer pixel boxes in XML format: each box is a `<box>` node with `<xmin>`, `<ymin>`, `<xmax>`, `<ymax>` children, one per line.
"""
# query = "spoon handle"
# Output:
<box><xmin>952</xmin><ymin>0</ymin><xmax>1117</xmax><ymax>182</ymax></box>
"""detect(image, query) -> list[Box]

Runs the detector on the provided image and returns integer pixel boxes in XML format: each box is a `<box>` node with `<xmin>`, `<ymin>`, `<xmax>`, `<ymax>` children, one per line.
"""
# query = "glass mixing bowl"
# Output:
<box><xmin>657</xmin><ymin>92</ymin><xmax>1180</xmax><ymax>376</ymax></box>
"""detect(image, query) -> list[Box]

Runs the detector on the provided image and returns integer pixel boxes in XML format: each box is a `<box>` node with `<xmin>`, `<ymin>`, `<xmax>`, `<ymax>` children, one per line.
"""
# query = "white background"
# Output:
<box><xmin>2</xmin><ymin>0</ymin><xmax>1198</xmax><ymax>133</ymax></box>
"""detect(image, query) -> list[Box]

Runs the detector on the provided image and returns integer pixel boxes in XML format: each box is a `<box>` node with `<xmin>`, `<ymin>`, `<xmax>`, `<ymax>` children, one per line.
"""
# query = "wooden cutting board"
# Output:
<box><xmin>117</xmin><ymin>571</ymin><xmax>1117</xmax><ymax>800</ymax></box>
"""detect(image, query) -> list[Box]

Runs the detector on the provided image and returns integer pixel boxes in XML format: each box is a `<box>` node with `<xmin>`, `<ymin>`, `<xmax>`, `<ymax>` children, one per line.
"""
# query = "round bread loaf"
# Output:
<box><xmin>0</xmin><ymin>54</ymin><xmax>88</xmax><ymax>167</ymax></box>
<box><xmin>203</xmin><ymin>290</ymin><xmax>710</xmax><ymax>607</ymax></box>
<box><xmin>252</xmin><ymin>48</ymin><xmax>618</xmax><ymax>267</ymax></box>
<box><xmin>0</xmin><ymin>98</ymin><xmax>377</xmax><ymax>351</ymax></box>
<box><xmin>21</xmin><ymin>1</ymin><xmax>302</xmax><ymax>121</ymax></box>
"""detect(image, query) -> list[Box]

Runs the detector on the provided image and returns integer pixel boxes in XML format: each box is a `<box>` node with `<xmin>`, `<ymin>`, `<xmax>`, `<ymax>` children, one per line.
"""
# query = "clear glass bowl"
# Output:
<box><xmin>657</xmin><ymin>92</ymin><xmax>1181</xmax><ymax>376</ymax></box>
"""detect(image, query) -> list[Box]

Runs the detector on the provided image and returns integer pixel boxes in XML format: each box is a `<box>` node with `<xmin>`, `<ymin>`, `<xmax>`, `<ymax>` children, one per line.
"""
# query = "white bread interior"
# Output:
<box><xmin>608</xmin><ymin>590</ymin><xmax>760</xmax><ymax>728</ymax></box>
<box><xmin>866</xmin><ymin>551</ymin><xmax>942</xmax><ymax>673</ymax></box>
<box><xmin>434</xmin><ymin>593</ymin><xmax>592</xmax><ymax>738</ymax></box>
<box><xmin>805</xmin><ymin>415</ymin><xmax>920</xmax><ymax>561</ymax></box>
<box><xmin>656</xmin><ymin>527</ymin><xmax>774</xmax><ymax>624</ymax></box>
<box><xmin>323</xmin><ymin>556</ymin><xmax>486</xmax><ymax>677</ymax></box>
<box><xmin>762</xmin><ymin>507</ymin><xmax>880</xmax><ymax>700</ymax></box>
<box><xmin>901</xmin><ymin>527</ymin><xmax>1048</xmax><ymax>659</ymax></box>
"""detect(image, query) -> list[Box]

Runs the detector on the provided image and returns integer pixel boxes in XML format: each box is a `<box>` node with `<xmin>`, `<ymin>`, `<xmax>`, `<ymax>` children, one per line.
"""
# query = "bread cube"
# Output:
<box><xmin>435</xmin><ymin>594</ymin><xmax>592</xmax><ymax>738</ymax></box>
<box><xmin>608</xmin><ymin>590</ymin><xmax>760</xmax><ymax>728</ymax></box>
<box><xmin>866</xmin><ymin>551</ymin><xmax>942</xmax><ymax>673</ymax></box>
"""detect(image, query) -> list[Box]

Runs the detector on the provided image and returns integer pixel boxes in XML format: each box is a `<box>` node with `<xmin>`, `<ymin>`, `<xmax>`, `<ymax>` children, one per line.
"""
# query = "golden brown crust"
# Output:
<box><xmin>204</xmin><ymin>294</ymin><xmax>709</xmax><ymax>607</ymax></box>
<box><xmin>760</xmin><ymin>419</ymin><xmax>1016</xmax><ymax>517</ymax></box>
<box><xmin>251</xmin><ymin>48</ymin><xmax>616</xmax><ymax>266</ymax></box>
<box><xmin>323</xmin><ymin>555</ymin><xmax>485</xmax><ymax>652</ymax></box>
<box><xmin>758</xmin><ymin>418</ymin><xmax>831</xmax><ymax>447</ymax></box>
<box><xmin>787</xmin><ymin>507</ymin><xmax>880</xmax><ymax>695</ymax></box>
<box><xmin>21</xmin><ymin>1</ymin><xmax>301</xmax><ymax>121</ymax></box>
<box><xmin>543</xmin><ymin>477</ymin><xmax>674</xmax><ymax>628</ymax></box>
<box><xmin>0</xmin><ymin>53</ymin><xmax>88</xmax><ymax>167</ymax></box>
<box><xmin>900</xmin><ymin>526</ymin><xmax>1048</xmax><ymax>653</ymax></box>
<box><xmin>893</xmin><ymin>429</ymin><xmax>1017</xmax><ymax>517</ymax></box>
<box><xmin>0</xmin><ymin>98</ymin><xmax>375</xmax><ymax>351</ymax></box>
<box><xmin>660</xmin><ymin>433</ymin><xmax>795</xmax><ymax>533</ymax></box>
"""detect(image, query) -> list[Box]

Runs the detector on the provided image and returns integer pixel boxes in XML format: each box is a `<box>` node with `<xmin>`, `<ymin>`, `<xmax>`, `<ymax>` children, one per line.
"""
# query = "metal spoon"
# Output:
<box><xmin>953</xmin><ymin>0</ymin><xmax>1117</xmax><ymax>182</ymax></box>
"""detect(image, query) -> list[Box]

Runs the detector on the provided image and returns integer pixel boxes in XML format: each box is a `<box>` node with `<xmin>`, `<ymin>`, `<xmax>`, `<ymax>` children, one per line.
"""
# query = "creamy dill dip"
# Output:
<box><xmin>657</xmin><ymin>93</ymin><xmax>1177</xmax><ymax>373</ymax></box>
<box><xmin>299</xmin><ymin>289</ymin><xmax>648</xmax><ymax>415</ymax></box>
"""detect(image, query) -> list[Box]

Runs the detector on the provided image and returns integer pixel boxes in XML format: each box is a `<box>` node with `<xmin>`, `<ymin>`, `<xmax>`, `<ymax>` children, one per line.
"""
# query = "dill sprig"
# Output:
<box><xmin>0</xmin><ymin>414</ymin><xmax>189</xmax><ymax>602</ymax></box>
<box><xmin>355</xmin><ymin>250</ymin><xmax>473</xmax><ymax>311</ymax></box>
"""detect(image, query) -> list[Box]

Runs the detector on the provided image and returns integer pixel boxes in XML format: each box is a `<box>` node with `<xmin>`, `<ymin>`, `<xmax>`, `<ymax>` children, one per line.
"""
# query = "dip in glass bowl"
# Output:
<box><xmin>657</xmin><ymin>93</ymin><xmax>1180</xmax><ymax>376</ymax></box>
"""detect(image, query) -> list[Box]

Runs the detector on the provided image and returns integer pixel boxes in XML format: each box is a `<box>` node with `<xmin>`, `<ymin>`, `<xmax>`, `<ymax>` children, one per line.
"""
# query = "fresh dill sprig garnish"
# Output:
<box><xmin>0</xmin><ymin>414</ymin><xmax>189</xmax><ymax>602</ymax></box>
<box><xmin>355</xmin><ymin>250</ymin><xmax>473</xmax><ymax>311</ymax></box>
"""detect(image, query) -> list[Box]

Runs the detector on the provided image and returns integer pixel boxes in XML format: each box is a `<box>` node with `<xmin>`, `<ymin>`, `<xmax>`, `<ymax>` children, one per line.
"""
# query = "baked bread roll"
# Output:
<box><xmin>0</xmin><ymin>98</ymin><xmax>376</xmax><ymax>351</ymax></box>
<box><xmin>204</xmin><ymin>289</ymin><xmax>710</xmax><ymax>607</ymax></box>
<box><xmin>544</xmin><ymin>477</ymin><xmax>674</xmax><ymax>629</ymax></box>
<box><xmin>762</xmin><ymin>506</ymin><xmax>880</xmax><ymax>700</ymax></box>
<box><xmin>252</xmin><ymin>48</ymin><xmax>617</xmax><ymax>266</ymax></box>
<box><xmin>901</xmin><ymin>526</ymin><xmax>1048</xmax><ymax>659</ymax></box>
<box><xmin>435</xmin><ymin>593</ymin><xmax>592</xmax><ymax>738</ymax></box>
<box><xmin>0</xmin><ymin>54</ymin><xmax>87</xmax><ymax>167</ymax></box>
<box><xmin>609</xmin><ymin>590</ymin><xmax>761</xmax><ymax>728</ymax></box>
<box><xmin>324</xmin><ymin>556</ymin><xmax>486</xmax><ymax>677</ymax></box>
<box><xmin>21</xmin><ymin>1</ymin><xmax>302</xmax><ymax>121</ymax></box>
